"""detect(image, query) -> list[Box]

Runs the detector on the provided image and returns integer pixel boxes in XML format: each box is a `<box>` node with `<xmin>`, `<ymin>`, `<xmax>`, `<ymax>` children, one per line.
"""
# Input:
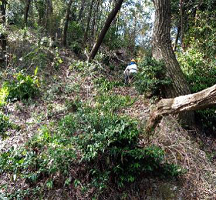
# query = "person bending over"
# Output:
<box><xmin>124</xmin><ymin>59</ymin><xmax>138</xmax><ymax>84</ymax></box>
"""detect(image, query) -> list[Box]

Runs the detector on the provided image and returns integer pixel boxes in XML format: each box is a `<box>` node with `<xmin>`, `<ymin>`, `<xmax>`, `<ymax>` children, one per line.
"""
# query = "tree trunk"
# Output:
<box><xmin>146</xmin><ymin>84</ymin><xmax>216</xmax><ymax>133</ymax></box>
<box><xmin>88</xmin><ymin>0</ymin><xmax>124</xmax><ymax>62</ymax></box>
<box><xmin>0</xmin><ymin>0</ymin><xmax>7</xmax><ymax>24</ymax></box>
<box><xmin>24</xmin><ymin>0</ymin><xmax>31</xmax><ymax>26</ymax></box>
<box><xmin>152</xmin><ymin>0</ymin><xmax>190</xmax><ymax>98</ymax></box>
<box><xmin>0</xmin><ymin>32</ymin><xmax>7</xmax><ymax>65</ymax></box>
<box><xmin>173</xmin><ymin>25</ymin><xmax>181</xmax><ymax>51</ymax></box>
<box><xmin>45</xmin><ymin>0</ymin><xmax>53</xmax><ymax>34</ymax></box>
<box><xmin>180</xmin><ymin>0</ymin><xmax>185</xmax><ymax>49</ymax></box>
<box><xmin>83</xmin><ymin>0</ymin><xmax>95</xmax><ymax>45</ymax></box>
<box><xmin>91</xmin><ymin>0</ymin><xmax>100</xmax><ymax>40</ymax></box>
<box><xmin>152</xmin><ymin>0</ymin><xmax>194</xmax><ymax>125</ymax></box>
<box><xmin>62</xmin><ymin>0</ymin><xmax>73</xmax><ymax>47</ymax></box>
<box><xmin>35</xmin><ymin>0</ymin><xmax>45</xmax><ymax>25</ymax></box>
<box><xmin>78</xmin><ymin>0</ymin><xmax>85</xmax><ymax>22</ymax></box>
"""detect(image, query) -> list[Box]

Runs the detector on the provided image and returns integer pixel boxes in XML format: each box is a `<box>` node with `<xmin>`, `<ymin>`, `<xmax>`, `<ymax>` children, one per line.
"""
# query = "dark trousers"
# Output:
<box><xmin>125</xmin><ymin>73</ymin><xmax>134</xmax><ymax>84</ymax></box>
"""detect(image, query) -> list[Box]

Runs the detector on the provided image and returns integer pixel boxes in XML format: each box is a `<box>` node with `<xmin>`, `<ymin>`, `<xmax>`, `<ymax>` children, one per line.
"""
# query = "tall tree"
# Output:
<box><xmin>24</xmin><ymin>0</ymin><xmax>31</xmax><ymax>26</ymax></box>
<box><xmin>45</xmin><ymin>0</ymin><xmax>53</xmax><ymax>34</ymax></box>
<box><xmin>179</xmin><ymin>0</ymin><xmax>185</xmax><ymax>49</ymax></box>
<box><xmin>62</xmin><ymin>0</ymin><xmax>73</xmax><ymax>46</ymax></box>
<box><xmin>152</xmin><ymin>0</ymin><xmax>191</xmax><ymax>98</ymax></box>
<box><xmin>83</xmin><ymin>0</ymin><xmax>95</xmax><ymax>45</ymax></box>
<box><xmin>88</xmin><ymin>0</ymin><xmax>124</xmax><ymax>62</ymax></box>
<box><xmin>35</xmin><ymin>0</ymin><xmax>45</xmax><ymax>25</ymax></box>
<box><xmin>77</xmin><ymin>0</ymin><xmax>85</xmax><ymax>22</ymax></box>
<box><xmin>0</xmin><ymin>0</ymin><xmax>7</xmax><ymax>24</ymax></box>
<box><xmin>91</xmin><ymin>0</ymin><xmax>100</xmax><ymax>39</ymax></box>
<box><xmin>152</xmin><ymin>0</ymin><xmax>194</xmax><ymax>124</ymax></box>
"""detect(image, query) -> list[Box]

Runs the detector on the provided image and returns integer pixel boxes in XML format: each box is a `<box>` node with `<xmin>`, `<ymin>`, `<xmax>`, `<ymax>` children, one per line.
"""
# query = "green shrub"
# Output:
<box><xmin>70</xmin><ymin>42</ymin><xmax>82</xmax><ymax>55</ymax></box>
<box><xmin>94</xmin><ymin>77</ymin><xmax>123</xmax><ymax>92</ymax></box>
<box><xmin>0</xmin><ymin>69</ymin><xmax>40</xmax><ymax>103</ymax></box>
<box><xmin>134</xmin><ymin>57</ymin><xmax>171</xmax><ymax>97</ymax></box>
<box><xmin>94</xmin><ymin>93</ymin><xmax>133</xmax><ymax>112</ymax></box>
<box><xmin>178</xmin><ymin>48</ymin><xmax>216</xmax><ymax>135</ymax></box>
<box><xmin>196</xmin><ymin>108</ymin><xmax>216</xmax><ymax>135</ymax></box>
<box><xmin>0</xmin><ymin>126</ymin><xmax>76</xmax><ymax>185</ymax></box>
<box><xmin>0</xmin><ymin>113</ymin><xmax>11</xmax><ymax>136</ymax></box>
<box><xmin>103</xmin><ymin>27</ymin><xmax>127</xmax><ymax>50</ymax></box>
<box><xmin>64</xmin><ymin>108</ymin><xmax>183</xmax><ymax>188</ymax></box>
<box><xmin>0</xmin><ymin>106</ymin><xmax>184</xmax><ymax>198</ymax></box>
<box><xmin>0</xmin><ymin>86</ymin><xmax>9</xmax><ymax>106</ymax></box>
<box><xmin>69</xmin><ymin>60</ymin><xmax>89</xmax><ymax>73</ymax></box>
<box><xmin>178</xmin><ymin>48</ymin><xmax>216</xmax><ymax>93</ymax></box>
<box><xmin>21</xmin><ymin>46</ymin><xmax>50</xmax><ymax>68</ymax></box>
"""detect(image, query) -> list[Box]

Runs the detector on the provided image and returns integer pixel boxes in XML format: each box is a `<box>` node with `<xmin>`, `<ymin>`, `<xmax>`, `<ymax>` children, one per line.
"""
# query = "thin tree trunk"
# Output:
<box><xmin>131</xmin><ymin>13</ymin><xmax>137</xmax><ymax>54</ymax></box>
<box><xmin>173</xmin><ymin>25</ymin><xmax>181</xmax><ymax>51</ymax></box>
<box><xmin>78</xmin><ymin>0</ymin><xmax>85</xmax><ymax>21</ymax></box>
<box><xmin>35</xmin><ymin>1</ymin><xmax>45</xmax><ymax>25</ymax></box>
<box><xmin>0</xmin><ymin>33</ymin><xmax>7</xmax><ymax>54</ymax></box>
<box><xmin>62</xmin><ymin>0</ymin><xmax>73</xmax><ymax>46</ymax></box>
<box><xmin>24</xmin><ymin>0</ymin><xmax>31</xmax><ymax>26</ymax></box>
<box><xmin>146</xmin><ymin>84</ymin><xmax>216</xmax><ymax>133</ymax></box>
<box><xmin>45</xmin><ymin>0</ymin><xmax>53</xmax><ymax>34</ymax></box>
<box><xmin>180</xmin><ymin>0</ymin><xmax>185</xmax><ymax>49</ymax></box>
<box><xmin>83</xmin><ymin>0</ymin><xmax>95</xmax><ymax>45</ymax></box>
<box><xmin>0</xmin><ymin>0</ymin><xmax>7</xmax><ymax>64</ymax></box>
<box><xmin>88</xmin><ymin>0</ymin><xmax>124</xmax><ymax>62</ymax></box>
<box><xmin>96</xmin><ymin>0</ymin><xmax>102</xmax><ymax>34</ymax></box>
<box><xmin>0</xmin><ymin>0</ymin><xmax>7</xmax><ymax>24</ymax></box>
<box><xmin>91</xmin><ymin>0</ymin><xmax>100</xmax><ymax>40</ymax></box>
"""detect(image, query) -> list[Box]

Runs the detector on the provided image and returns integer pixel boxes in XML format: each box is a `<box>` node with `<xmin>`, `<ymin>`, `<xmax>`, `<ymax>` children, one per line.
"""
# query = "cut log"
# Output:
<box><xmin>146</xmin><ymin>84</ymin><xmax>216</xmax><ymax>133</ymax></box>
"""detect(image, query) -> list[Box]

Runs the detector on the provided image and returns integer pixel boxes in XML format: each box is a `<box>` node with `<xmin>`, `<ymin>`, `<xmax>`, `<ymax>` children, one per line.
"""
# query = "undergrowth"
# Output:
<box><xmin>134</xmin><ymin>56</ymin><xmax>171</xmax><ymax>97</ymax></box>
<box><xmin>0</xmin><ymin>68</ymin><xmax>39</xmax><ymax>105</ymax></box>
<box><xmin>0</xmin><ymin>113</ymin><xmax>11</xmax><ymax>137</ymax></box>
<box><xmin>0</xmin><ymin>113</ymin><xmax>18</xmax><ymax>139</ymax></box>
<box><xmin>94</xmin><ymin>77</ymin><xmax>124</xmax><ymax>92</ymax></box>
<box><xmin>178</xmin><ymin>48</ymin><xmax>216</xmax><ymax>135</ymax></box>
<box><xmin>0</xmin><ymin>101</ymin><xmax>184</xmax><ymax>199</ymax></box>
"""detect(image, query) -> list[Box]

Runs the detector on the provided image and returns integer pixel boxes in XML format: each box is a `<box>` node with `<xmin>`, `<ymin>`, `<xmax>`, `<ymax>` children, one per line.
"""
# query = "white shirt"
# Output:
<box><xmin>124</xmin><ymin>63</ymin><xmax>138</xmax><ymax>75</ymax></box>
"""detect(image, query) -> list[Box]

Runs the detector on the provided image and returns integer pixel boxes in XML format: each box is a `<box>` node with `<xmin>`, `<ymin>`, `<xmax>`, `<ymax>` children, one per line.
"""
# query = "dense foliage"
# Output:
<box><xmin>0</xmin><ymin>69</ymin><xmax>39</xmax><ymax>105</ymax></box>
<box><xmin>0</xmin><ymin>0</ymin><xmax>215</xmax><ymax>199</ymax></box>
<box><xmin>0</xmin><ymin>113</ymin><xmax>10</xmax><ymax>135</ymax></box>
<box><xmin>134</xmin><ymin>57</ymin><xmax>171</xmax><ymax>97</ymax></box>
<box><xmin>0</xmin><ymin>102</ymin><xmax>183</xmax><ymax>198</ymax></box>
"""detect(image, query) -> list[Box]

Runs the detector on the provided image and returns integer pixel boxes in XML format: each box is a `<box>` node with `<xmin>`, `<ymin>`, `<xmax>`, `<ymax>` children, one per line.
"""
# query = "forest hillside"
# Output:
<box><xmin>0</xmin><ymin>0</ymin><xmax>215</xmax><ymax>199</ymax></box>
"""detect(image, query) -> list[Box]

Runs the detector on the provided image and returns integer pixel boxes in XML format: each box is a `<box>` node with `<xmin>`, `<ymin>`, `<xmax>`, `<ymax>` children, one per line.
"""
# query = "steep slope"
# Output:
<box><xmin>0</xmin><ymin>36</ymin><xmax>215</xmax><ymax>199</ymax></box>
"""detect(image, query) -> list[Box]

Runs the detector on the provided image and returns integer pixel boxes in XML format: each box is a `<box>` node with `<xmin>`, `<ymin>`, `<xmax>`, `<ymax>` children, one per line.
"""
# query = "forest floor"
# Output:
<box><xmin>0</xmin><ymin>31</ymin><xmax>216</xmax><ymax>199</ymax></box>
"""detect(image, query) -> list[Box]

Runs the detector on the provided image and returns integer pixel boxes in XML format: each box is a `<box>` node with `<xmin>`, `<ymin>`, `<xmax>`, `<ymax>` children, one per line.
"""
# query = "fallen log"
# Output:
<box><xmin>146</xmin><ymin>84</ymin><xmax>216</xmax><ymax>133</ymax></box>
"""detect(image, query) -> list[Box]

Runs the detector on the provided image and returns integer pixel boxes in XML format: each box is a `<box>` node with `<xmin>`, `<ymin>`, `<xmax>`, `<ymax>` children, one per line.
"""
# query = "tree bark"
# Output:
<box><xmin>24</xmin><ymin>0</ymin><xmax>31</xmax><ymax>26</ymax></box>
<box><xmin>152</xmin><ymin>0</ymin><xmax>191</xmax><ymax>98</ymax></box>
<box><xmin>146</xmin><ymin>84</ymin><xmax>216</xmax><ymax>133</ymax></box>
<box><xmin>91</xmin><ymin>0</ymin><xmax>100</xmax><ymax>40</ymax></box>
<box><xmin>180</xmin><ymin>0</ymin><xmax>185</xmax><ymax>49</ymax></box>
<box><xmin>83</xmin><ymin>0</ymin><xmax>95</xmax><ymax>45</ymax></box>
<box><xmin>35</xmin><ymin>0</ymin><xmax>45</xmax><ymax>25</ymax></box>
<box><xmin>0</xmin><ymin>0</ymin><xmax>7</xmax><ymax>24</ymax></box>
<box><xmin>88</xmin><ymin>0</ymin><xmax>124</xmax><ymax>62</ymax></box>
<box><xmin>45</xmin><ymin>0</ymin><xmax>53</xmax><ymax>34</ymax></box>
<box><xmin>62</xmin><ymin>0</ymin><xmax>73</xmax><ymax>46</ymax></box>
<box><xmin>152</xmin><ymin>0</ymin><xmax>194</xmax><ymax>125</ymax></box>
